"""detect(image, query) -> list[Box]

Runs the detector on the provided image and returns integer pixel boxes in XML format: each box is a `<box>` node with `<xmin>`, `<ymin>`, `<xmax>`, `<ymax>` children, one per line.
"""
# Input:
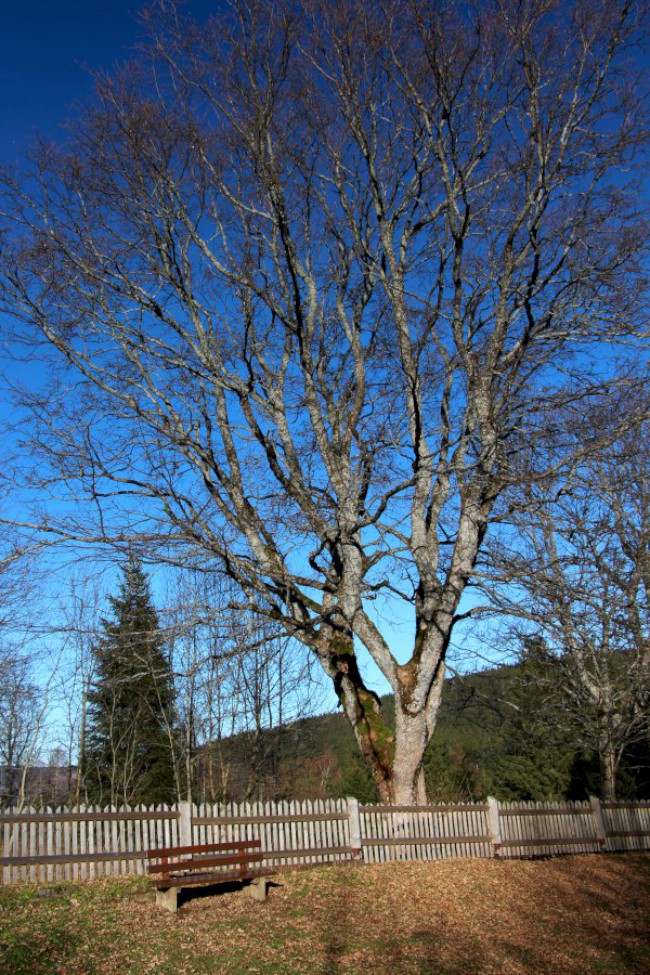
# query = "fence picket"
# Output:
<box><xmin>78</xmin><ymin>808</ymin><xmax>86</xmax><ymax>881</ymax></box>
<box><xmin>27</xmin><ymin>808</ymin><xmax>36</xmax><ymax>883</ymax></box>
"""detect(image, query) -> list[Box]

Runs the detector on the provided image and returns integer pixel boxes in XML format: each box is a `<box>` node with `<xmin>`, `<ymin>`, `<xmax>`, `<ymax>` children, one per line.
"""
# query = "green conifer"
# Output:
<box><xmin>82</xmin><ymin>560</ymin><xmax>178</xmax><ymax>805</ymax></box>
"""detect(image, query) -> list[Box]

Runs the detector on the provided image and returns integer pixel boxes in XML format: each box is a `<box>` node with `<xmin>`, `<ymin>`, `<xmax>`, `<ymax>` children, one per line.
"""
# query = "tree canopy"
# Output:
<box><xmin>1</xmin><ymin>0</ymin><xmax>647</xmax><ymax>802</ymax></box>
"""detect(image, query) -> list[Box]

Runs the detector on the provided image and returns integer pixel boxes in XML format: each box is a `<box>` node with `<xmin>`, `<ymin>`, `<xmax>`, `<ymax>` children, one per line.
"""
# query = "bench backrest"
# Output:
<box><xmin>147</xmin><ymin>839</ymin><xmax>261</xmax><ymax>860</ymax></box>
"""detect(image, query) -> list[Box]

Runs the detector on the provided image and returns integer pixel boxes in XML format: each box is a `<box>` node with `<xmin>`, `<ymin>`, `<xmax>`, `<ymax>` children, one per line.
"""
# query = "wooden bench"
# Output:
<box><xmin>147</xmin><ymin>839</ymin><xmax>273</xmax><ymax>912</ymax></box>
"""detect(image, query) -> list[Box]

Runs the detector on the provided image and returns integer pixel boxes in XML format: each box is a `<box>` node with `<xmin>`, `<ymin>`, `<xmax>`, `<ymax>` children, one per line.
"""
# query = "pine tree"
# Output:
<box><xmin>82</xmin><ymin>561</ymin><xmax>178</xmax><ymax>805</ymax></box>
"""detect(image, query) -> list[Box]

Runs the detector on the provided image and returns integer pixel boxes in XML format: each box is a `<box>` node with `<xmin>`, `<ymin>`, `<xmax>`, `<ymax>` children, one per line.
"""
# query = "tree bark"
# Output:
<box><xmin>391</xmin><ymin>708</ymin><xmax>429</xmax><ymax>805</ymax></box>
<box><xmin>599</xmin><ymin>734</ymin><xmax>618</xmax><ymax>803</ymax></box>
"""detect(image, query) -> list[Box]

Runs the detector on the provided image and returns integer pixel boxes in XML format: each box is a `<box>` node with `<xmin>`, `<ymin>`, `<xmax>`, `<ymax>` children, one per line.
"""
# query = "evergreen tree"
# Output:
<box><xmin>82</xmin><ymin>561</ymin><xmax>178</xmax><ymax>805</ymax></box>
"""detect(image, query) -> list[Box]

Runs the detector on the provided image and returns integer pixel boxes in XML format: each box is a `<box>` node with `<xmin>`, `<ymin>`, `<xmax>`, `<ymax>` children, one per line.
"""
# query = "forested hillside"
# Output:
<box><xmin>197</xmin><ymin>666</ymin><xmax>650</xmax><ymax>805</ymax></box>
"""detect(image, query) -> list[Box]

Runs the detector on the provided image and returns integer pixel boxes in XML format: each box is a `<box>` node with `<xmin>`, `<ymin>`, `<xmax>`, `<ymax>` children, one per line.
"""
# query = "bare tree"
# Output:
<box><xmin>0</xmin><ymin>530</ymin><xmax>53</xmax><ymax>806</ymax></box>
<box><xmin>0</xmin><ymin>0</ymin><xmax>646</xmax><ymax>801</ymax></box>
<box><xmin>46</xmin><ymin>574</ymin><xmax>103</xmax><ymax>805</ymax></box>
<box><xmin>230</xmin><ymin>617</ymin><xmax>321</xmax><ymax>801</ymax></box>
<box><xmin>0</xmin><ymin>653</ymin><xmax>41</xmax><ymax>806</ymax></box>
<box><xmin>483</xmin><ymin>407</ymin><xmax>649</xmax><ymax>801</ymax></box>
<box><xmin>166</xmin><ymin>567</ymin><xmax>322</xmax><ymax>802</ymax></box>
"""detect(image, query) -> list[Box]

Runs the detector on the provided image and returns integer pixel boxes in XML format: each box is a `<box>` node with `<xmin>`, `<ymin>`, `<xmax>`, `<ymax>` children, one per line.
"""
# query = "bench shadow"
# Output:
<box><xmin>177</xmin><ymin>877</ymin><xmax>282</xmax><ymax>909</ymax></box>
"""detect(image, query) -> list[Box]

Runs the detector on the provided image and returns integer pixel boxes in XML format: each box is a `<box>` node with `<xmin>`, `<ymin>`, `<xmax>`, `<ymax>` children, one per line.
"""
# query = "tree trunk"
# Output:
<box><xmin>326</xmin><ymin>630</ymin><xmax>440</xmax><ymax>805</ymax></box>
<box><xmin>599</xmin><ymin>736</ymin><xmax>618</xmax><ymax>803</ymax></box>
<box><xmin>391</xmin><ymin>708</ymin><xmax>429</xmax><ymax>805</ymax></box>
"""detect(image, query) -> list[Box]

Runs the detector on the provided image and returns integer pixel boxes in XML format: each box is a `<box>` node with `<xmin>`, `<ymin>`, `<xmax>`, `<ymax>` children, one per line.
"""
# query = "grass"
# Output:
<box><xmin>0</xmin><ymin>853</ymin><xmax>648</xmax><ymax>974</ymax></box>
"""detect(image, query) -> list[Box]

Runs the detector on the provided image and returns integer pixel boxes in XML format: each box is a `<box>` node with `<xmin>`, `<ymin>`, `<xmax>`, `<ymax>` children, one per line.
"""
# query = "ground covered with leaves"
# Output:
<box><xmin>1</xmin><ymin>853</ymin><xmax>648</xmax><ymax>975</ymax></box>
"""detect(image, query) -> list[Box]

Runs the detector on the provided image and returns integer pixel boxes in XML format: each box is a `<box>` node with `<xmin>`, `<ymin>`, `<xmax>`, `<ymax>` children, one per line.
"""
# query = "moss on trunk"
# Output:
<box><xmin>328</xmin><ymin>638</ymin><xmax>395</xmax><ymax>801</ymax></box>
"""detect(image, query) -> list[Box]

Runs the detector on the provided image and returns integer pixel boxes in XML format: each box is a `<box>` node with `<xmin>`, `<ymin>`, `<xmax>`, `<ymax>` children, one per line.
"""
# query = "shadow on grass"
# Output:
<box><xmin>176</xmin><ymin>877</ymin><xmax>282</xmax><ymax>910</ymax></box>
<box><xmin>493</xmin><ymin>854</ymin><xmax>650</xmax><ymax>975</ymax></box>
<box><xmin>316</xmin><ymin>871</ymin><xmax>483</xmax><ymax>975</ymax></box>
<box><xmin>321</xmin><ymin>928</ymin><xmax>483</xmax><ymax>975</ymax></box>
<box><xmin>0</xmin><ymin>907</ymin><xmax>82</xmax><ymax>975</ymax></box>
<box><xmin>315</xmin><ymin>855</ymin><xmax>650</xmax><ymax>975</ymax></box>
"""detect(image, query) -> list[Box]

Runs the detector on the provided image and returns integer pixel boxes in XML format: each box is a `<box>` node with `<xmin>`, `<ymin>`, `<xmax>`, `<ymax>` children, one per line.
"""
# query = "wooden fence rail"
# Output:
<box><xmin>1</xmin><ymin>797</ymin><xmax>648</xmax><ymax>884</ymax></box>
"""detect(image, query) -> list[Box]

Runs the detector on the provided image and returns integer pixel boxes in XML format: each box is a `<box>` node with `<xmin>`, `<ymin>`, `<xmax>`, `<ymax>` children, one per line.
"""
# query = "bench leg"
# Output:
<box><xmin>246</xmin><ymin>877</ymin><xmax>268</xmax><ymax>902</ymax></box>
<box><xmin>156</xmin><ymin>887</ymin><xmax>178</xmax><ymax>913</ymax></box>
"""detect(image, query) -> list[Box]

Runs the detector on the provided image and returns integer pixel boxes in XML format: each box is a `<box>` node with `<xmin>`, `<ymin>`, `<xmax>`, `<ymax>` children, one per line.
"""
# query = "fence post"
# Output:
<box><xmin>589</xmin><ymin>796</ymin><xmax>607</xmax><ymax>850</ymax></box>
<box><xmin>347</xmin><ymin>796</ymin><xmax>362</xmax><ymax>859</ymax></box>
<box><xmin>487</xmin><ymin>796</ymin><xmax>502</xmax><ymax>858</ymax></box>
<box><xmin>178</xmin><ymin>801</ymin><xmax>193</xmax><ymax>848</ymax></box>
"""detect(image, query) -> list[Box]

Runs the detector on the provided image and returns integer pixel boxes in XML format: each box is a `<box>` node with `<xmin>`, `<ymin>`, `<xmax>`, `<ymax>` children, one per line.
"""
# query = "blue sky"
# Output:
<box><xmin>0</xmin><ymin>1</ymin><xmax>221</xmax><ymax>165</ymax></box>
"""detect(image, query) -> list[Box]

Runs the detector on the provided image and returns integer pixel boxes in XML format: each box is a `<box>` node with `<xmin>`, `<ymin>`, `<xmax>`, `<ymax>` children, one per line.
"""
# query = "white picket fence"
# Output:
<box><xmin>1</xmin><ymin>797</ymin><xmax>649</xmax><ymax>884</ymax></box>
<box><xmin>359</xmin><ymin>803</ymin><xmax>492</xmax><ymax>863</ymax></box>
<box><xmin>0</xmin><ymin>805</ymin><xmax>180</xmax><ymax>885</ymax></box>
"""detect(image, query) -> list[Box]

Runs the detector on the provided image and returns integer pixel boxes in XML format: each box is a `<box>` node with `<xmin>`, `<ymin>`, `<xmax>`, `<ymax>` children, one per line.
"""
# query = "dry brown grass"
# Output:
<box><xmin>1</xmin><ymin>853</ymin><xmax>648</xmax><ymax>974</ymax></box>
